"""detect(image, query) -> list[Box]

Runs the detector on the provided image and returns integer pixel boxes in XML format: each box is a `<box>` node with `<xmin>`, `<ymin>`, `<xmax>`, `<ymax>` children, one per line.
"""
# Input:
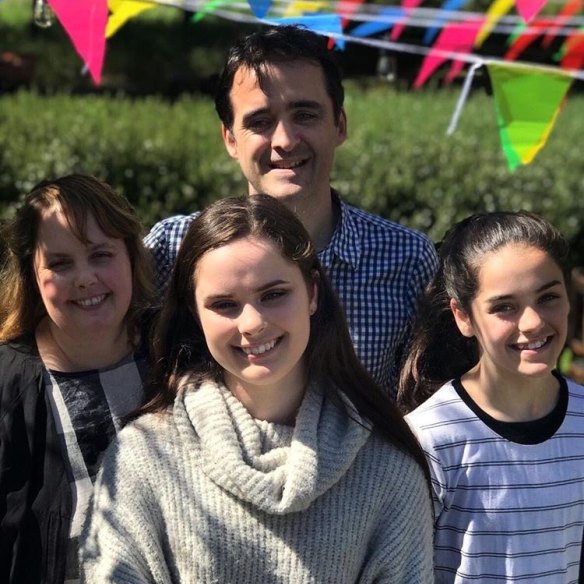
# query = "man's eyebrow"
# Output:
<box><xmin>288</xmin><ymin>100</ymin><xmax>324</xmax><ymax>111</ymax></box>
<box><xmin>242</xmin><ymin>107</ymin><xmax>270</xmax><ymax>125</ymax></box>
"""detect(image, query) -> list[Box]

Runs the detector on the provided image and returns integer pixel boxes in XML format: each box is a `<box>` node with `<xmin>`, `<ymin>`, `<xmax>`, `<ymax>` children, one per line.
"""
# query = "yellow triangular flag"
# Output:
<box><xmin>106</xmin><ymin>0</ymin><xmax>155</xmax><ymax>38</ymax></box>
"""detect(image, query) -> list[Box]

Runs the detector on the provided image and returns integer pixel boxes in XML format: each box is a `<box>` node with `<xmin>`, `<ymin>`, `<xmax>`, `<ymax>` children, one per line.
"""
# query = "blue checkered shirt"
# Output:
<box><xmin>144</xmin><ymin>195</ymin><xmax>438</xmax><ymax>398</ymax></box>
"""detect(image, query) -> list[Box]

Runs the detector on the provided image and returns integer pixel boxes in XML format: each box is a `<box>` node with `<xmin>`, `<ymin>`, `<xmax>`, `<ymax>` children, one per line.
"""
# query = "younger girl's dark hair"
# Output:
<box><xmin>144</xmin><ymin>194</ymin><xmax>430</xmax><ymax>479</ymax></box>
<box><xmin>397</xmin><ymin>210</ymin><xmax>570</xmax><ymax>414</ymax></box>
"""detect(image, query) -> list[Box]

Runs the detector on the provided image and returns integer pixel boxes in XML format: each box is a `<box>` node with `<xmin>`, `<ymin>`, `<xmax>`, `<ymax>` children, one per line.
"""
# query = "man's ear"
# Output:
<box><xmin>336</xmin><ymin>109</ymin><xmax>348</xmax><ymax>146</ymax></box>
<box><xmin>450</xmin><ymin>298</ymin><xmax>474</xmax><ymax>338</ymax></box>
<box><xmin>221</xmin><ymin>124</ymin><xmax>238</xmax><ymax>159</ymax></box>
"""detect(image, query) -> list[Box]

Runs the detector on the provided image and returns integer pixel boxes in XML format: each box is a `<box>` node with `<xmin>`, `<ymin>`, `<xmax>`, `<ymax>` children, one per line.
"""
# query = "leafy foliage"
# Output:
<box><xmin>0</xmin><ymin>86</ymin><xmax>582</xmax><ymax>269</ymax></box>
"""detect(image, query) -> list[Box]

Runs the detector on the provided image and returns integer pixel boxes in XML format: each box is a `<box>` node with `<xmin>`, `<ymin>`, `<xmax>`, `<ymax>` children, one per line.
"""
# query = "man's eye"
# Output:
<box><xmin>247</xmin><ymin>118</ymin><xmax>272</xmax><ymax>132</ymax></box>
<box><xmin>296</xmin><ymin>111</ymin><xmax>318</xmax><ymax>122</ymax></box>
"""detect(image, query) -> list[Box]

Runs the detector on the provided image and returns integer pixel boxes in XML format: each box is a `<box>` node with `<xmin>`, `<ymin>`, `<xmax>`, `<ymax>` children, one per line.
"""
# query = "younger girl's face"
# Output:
<box><xmin>452</xmin><ymin>243</ymin><xmax>570</xmax><ymax>387</ymax></box>
<box><xmin>193</xmin><ymin>236</ymin><xmax>317</xmax><ymax>401</ymax></box>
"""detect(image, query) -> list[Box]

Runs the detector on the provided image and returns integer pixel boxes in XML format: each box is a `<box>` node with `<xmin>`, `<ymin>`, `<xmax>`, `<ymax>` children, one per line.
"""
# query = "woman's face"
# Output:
<box><xmin>193</xmin><ymin>235</ymin><xmax>317</xmax><ymax>402</ymax></box>
<box><xmin>33</xmin><ymin>206</ymin><xmax>133</xmax><ymax>340</ymax></box>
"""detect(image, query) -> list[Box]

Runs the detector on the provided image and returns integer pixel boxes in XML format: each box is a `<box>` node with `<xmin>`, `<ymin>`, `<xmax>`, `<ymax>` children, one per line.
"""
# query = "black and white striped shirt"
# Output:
<box><xmin>407</xmin><ymin>375</ymin><xmax>584</xmax><ymax>583</ymax></box>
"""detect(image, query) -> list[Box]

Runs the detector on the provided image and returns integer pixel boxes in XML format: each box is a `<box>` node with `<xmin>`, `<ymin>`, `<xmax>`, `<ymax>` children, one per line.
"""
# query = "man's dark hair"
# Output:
<box><xmin>214</xmin><ymin>25</ymin><xmax>345</xmax><ymax>129</ymax></box>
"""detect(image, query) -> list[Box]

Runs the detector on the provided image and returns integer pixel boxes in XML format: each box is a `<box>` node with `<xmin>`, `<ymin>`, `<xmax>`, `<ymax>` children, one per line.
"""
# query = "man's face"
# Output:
<box><xmin>221</xmin><ymin>60</ymin><xmax>347</xmax><ymax>209</ymax></box>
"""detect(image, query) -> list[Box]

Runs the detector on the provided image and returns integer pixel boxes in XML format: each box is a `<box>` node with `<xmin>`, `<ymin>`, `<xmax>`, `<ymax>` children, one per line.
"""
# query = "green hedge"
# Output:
<box><xmin>0</xmin><ymin>86</ymin><xmax>583</xmax><ymax>267</ymax></box>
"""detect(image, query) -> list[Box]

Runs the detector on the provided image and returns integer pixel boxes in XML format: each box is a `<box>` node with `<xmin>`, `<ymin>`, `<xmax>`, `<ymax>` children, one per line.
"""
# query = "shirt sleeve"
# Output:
<box><xmin>79</xmin><ymin>432</ymin><xmax>171</xmax><ymax>584</ymax></box>
<box><xmin>144</xmin><ymin>215</ymin><xmax>194</xmax><ymax>295</ymax></box>
<box><xmin>358</xmin><ymin>455</ymin><xmax>434</xmax><ymax>583</ymax></box>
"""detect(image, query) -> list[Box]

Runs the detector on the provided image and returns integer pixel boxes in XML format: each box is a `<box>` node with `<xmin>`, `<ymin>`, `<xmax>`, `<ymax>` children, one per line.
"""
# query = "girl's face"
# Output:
<box><xmin>193</xmin><ymin>236</ymin><xmax>317</xmax><ymax>401</ymax></box>
<box><xmin>34</xmin><ymin>206</ymin><xmax>133</xmax><ymax>341</ymax></box>
<box><xmin>451</xmin><ymin>243</ymin><xmax>570</xmax><ymax>388</ymax></box>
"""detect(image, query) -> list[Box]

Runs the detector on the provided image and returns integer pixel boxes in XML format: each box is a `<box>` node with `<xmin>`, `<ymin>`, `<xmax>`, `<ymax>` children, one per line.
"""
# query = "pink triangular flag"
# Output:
<box><xmin>390</xmin><ymin>0</ymin><xmax>422</xmax><ymax>41</ymax></box>
<box><xmin>48</xmin><ymin>0</ymin><xmax>108</xmax><ymax>85</ymax></box>
<box><xmin>515</xmin><ymin>0</ymin><xmax>548</xmax><ymax>23</ymax></box>
<box><xmin>413</xmin><ymin>19</ymin><xmax>483</xmax><ymax>88</ymax></box>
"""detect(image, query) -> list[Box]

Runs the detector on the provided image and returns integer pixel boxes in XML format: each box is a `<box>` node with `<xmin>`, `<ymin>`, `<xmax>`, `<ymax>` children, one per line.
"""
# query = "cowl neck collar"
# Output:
<box><xmin>174</xmin><ymin>379</ymin><xmax>371</xmax><ymax>515</ymax></box>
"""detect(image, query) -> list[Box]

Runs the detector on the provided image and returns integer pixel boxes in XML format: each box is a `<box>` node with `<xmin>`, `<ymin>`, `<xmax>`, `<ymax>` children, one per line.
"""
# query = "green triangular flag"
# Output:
<box><xmin>487</xmin><ymin>62</ymin><xmax>573</xmax><ymax>171</ymax></box>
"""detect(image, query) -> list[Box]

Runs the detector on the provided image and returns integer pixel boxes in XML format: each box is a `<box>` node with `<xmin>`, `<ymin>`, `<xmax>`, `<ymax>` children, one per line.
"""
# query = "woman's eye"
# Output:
<box><xmin>48</xmin><ymin>260</ymin><xmax>70</xmax><ymax>270</ymax></box>
<box><xmin>92</xmin><ymin>252</ymin><xmax>113</xmax><ymax>261</ymax></box>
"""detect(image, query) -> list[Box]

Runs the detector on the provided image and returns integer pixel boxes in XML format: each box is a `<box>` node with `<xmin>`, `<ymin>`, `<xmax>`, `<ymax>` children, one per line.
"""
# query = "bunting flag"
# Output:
<box><xmin>504</xmin><ymin>18</ymin><xmax>555</xmax><ymax>60</ymax></box>
<box><xmin>474</xmin><ymin>0</ymin><xmax>514</xmax><ymax>48</ymax></box>
<box><xmin>266</xmin><ymin>14</ymin><xmax>344</xmax><ymax>48</ymax></box>
<box><xmin>283</xmin><ymin>0</ymin><xmax>329</xmax><ymax>17</ymax></box>
<box><xmin>248</xmin><ymin>0</ymin><xmax>273</xmax><ymax>18</ymax></box>
<box><xmin>106</xmin><ymin>0</ymin><xmax>155</xmax><ymax>38</ymax></box>
<box><xmin>337</xmin><ymin>0</ymin><xmax>366</xmax><ymax>28</ymax></box>
<box><xmin>423</xmin><ymin>0</ymin><xmax>471</xmax><ymax>45</ymax></box>
<box><xmin>47</xmin><ymin>0</ymin><xmax>108</xmax><ymax>85</ymax></box>
<box><xmin>558</xmin><ymin>27</ymin><xmax>584</xmax><ymax>69</ymax></box>
<box><xmin>542</xmin><ymin>0</ymin><xmax>581</xmax><ymax>47</ymax></box>
<box><xmin>390</xmin><ymin>0</ymin><xmax>422</xmax><ymax>41</ymax></box>
<box><xmin>514</xmin><ymin>0</ymin><xmax>548</xmax><ymax>23</ymax></box>
<box><xmin>413</xmin><ymin>19</ymin><xmax>483</xmax><ymax>88</ymax></box>
<box><xmin>487</xmin><ymin>62</ymin><xmax>573</xmax><ymax>170</ymax></box>
<box><xmin>192</xmin><ymin>0</ymin><xmax>234</xmax><ymax>22</ymax></box>
<box><xmin>350</xmin><ymin>6</ymin><xmax>403</xmax><ymax>37</ymax></box>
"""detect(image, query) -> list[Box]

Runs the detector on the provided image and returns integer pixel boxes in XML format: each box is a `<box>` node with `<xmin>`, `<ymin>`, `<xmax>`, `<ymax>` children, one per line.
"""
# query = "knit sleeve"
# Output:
<box><xmin>79</xmin><ymin>425</ymin><xmax>172</xmax><ymax>584</ymax></box>
<box><xmin>358</xmin><ymin>452</ymin><xmax>434</xmax><ymax>583</ymax></box>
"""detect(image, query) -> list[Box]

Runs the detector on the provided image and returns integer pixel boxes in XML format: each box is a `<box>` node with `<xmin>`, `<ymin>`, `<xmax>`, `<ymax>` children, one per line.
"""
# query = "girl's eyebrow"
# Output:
<box><xmin>486</xmin><ymin>279</ymin><xmax>563</xmax><ymax>303</ymax></box>
<box><xmin>204</xmin><ymin>279</ymin><xmax>290</xmax><ymax>301</ymax></box>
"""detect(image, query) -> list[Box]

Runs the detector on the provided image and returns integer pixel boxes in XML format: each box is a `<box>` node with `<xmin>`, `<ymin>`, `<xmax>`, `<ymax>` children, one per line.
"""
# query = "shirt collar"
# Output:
<box><xmin>319</xmin><ymin>190</ymin><xmax>362</xmax><ymax>270</ymax></box>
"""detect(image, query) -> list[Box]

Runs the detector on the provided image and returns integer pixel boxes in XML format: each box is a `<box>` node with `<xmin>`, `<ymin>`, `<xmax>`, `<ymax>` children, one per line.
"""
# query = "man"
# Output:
<box><xmin>145</xmin><ymin>25</ymin><xmax>438</xmax><ymax>397</ymax></box>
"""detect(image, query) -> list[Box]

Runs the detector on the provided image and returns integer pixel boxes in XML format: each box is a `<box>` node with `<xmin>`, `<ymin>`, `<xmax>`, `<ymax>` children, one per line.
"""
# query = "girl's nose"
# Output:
<box><xmin>518</xmin><ymin>306</ymin><xmax>544</xmax><ymax>334</ymax></box>
<box><xmin>238</xmin><ymin>303</ymin><xmax>267</xmax><ymax>336</ymax></box>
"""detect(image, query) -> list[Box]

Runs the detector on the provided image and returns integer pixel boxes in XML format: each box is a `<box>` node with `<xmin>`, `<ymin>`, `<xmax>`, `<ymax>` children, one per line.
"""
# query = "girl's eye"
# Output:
<box><xmin>210</xmin><ymin>300</ymin><xmax>237</xmax><ymax>312</ymax></box>
<box><xmin>490</xmin><ymin>304</ymin><xmax>514</xmax><ymax>314</ymax></box>
<box><xmin>262</xmin><ymin>290</ymin><xmax>287</xmax><ymax>302</ymax></box>
<box><xmin>539</xmin><ymin>293</ymin><xmax>560</xmax><ymax>304</ymax></box>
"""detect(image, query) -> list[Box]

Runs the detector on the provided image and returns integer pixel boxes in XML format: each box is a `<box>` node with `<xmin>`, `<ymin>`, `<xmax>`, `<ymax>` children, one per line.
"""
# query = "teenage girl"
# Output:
<box><xmin>80</xmin><ymin>195</ymin><xmax>433</xmax><ymax>583</ymax></box>
<box><xmin>400</xmin><ymin>211</ymin><xmax>584</xmax><ymax>583</ymax></box>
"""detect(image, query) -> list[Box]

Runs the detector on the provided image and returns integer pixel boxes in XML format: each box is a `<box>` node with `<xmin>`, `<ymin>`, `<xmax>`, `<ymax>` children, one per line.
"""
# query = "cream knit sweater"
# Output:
<box><xmin>80</xmin><ymin>380</ymin><xmax>433</xmax><ymax>583</ymax></box>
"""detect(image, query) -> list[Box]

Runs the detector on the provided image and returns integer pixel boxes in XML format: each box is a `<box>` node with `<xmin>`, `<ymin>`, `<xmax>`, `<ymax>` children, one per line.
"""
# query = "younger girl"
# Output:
<box><xmin>80</xmin><ymin>195</ymin><xmax>433</xmax><ymax>583</ymax></box>
<box><xmin>401</xmin><ymin>211</ymin><xmax>584</xmax><ymax>583</ymax></box>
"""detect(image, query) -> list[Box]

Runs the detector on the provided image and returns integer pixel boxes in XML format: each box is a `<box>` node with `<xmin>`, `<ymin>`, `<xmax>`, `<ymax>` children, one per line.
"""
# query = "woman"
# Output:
<box><xmin>81</xmin><ymin>194</ymin><xmax>433</xmax><ymax>583</ymax></box>
<box><xmin>0</xmin><ymin>175</ymin><xmax>154</xmax><ymax>584</ymax></box>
